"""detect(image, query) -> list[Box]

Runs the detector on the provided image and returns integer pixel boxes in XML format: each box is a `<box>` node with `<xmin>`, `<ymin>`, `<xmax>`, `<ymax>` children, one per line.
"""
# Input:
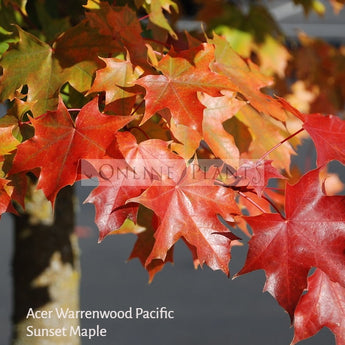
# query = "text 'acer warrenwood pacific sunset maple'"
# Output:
<box><xmin>0</xmin><ymin>1</ymin><xmax>345</xmax><ymax>344</ymax></box>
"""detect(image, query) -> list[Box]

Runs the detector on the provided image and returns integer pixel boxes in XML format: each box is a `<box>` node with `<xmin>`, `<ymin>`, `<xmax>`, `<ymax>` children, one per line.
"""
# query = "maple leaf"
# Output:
<box><xmin>83</xmin><ymin>158</ymin><xmax>143</xmax><ymax>242</ymax></box>
<box><xmin>235</xmin><ymin>105</ymin><xmax>295</xmax><ymax>173</ymax></box>
<box><xmin>158</xmin><ymin>107</ymin><xmax>202</xmax><ymax>160</ymax></box>
<box><xmin>84</xmin><ymin>131</ymin><xmax>184</xmax><ymax>241</ymax></box>
<box><xmin>0</xmin><ymin>177</ymin><xmax>13</xmax><ymax>219</ymax></box>
<box><xmin>277</xmin><ymin>99</ymin><xmax>345</xmax><ymax>167</ymax></box>
<box><xmin>169</xmin><ymin>119</ymin><xmax>202</xmax><ymax>160</ymax></box>
<box><xmin>136</xmin><ymin>43</ymin><xmax>235</xmax><ymax>133</ymax></box>
<box><xmin>137</xmin><ymin>0</ymin><xmax>179</xmax><ymax>39</ymax></box>
<box><xmin>237</xmin><ymin>168</ymin><xmax>345</xmax><ymax>319</ymax></box>
<box><xmin>210</xmin><ymin>34</ymin><xmax>287</xmax><ymax>122</ymax></box>
<box><xmin>238</xmin><ymin>190</ymin><xmax>272</xmax><ymax>217</ymax></box>
<box><xmin>291</xmin><ymin>269</ymin><xmax>345</xmax><ymax>345</ymax></box>
<box><xmin>117</xmin><ymin>131</ymin><xmax>185</xmax><ymax>178</ymax></box>
<box><xmin>87</xmin><ymin>3</ymin><xmax>149</xmax><ymax>70</ymax></box>
<box><xmin>10</xmin><ymin>98</ymin><xmax>131</xmax><ymax>204</ymax></box>
<box><xmin>303</xmin><ymin>113</ymin><xmax>345</xmax><ymax>167</ymax></box>
<box><xmin>87</xmin><ymin>56</ymin><xmax>143</xmax><ymax>105</ymax></box>
<box><xmin>276</xmin><ymin>97</ymin><xmax>305</xmax><ymax>121</ymax></box>
<box><xmin>87</xmin><ymin>56</ymin><xmax>143</xmax><ymax>115</ymax></box>
<box><xmin>129</xmin><ymin>162</ymin><xmax>240</xmax><ymax>275</ymax></box>
<box><xmin>254</xmin><ymin>35</ymin><xmax>291</xmax><ymax>78</ymax></box>
<box><xmin>53</xmin><ymin>20</ymin><xmax>117</xmax><ymax>68</ymax></box>
<box><xmin>54</xmin><ymin>3</ymin><xmax>149</xmax><ymax>72</ymax></box>
<box><xmin>0</xmin><ymin>26</ymin><xmax>95</xmax><ymax>116</ymax></box>
<box><xmin>205</xmin><ymin>3</ymin><xmax>290</xmax><ymax>78</ymax></box>
<box><xmin>129</xmin><ymin>208</ymin><xmax>174</xmax><ymax>282</ymax></box>
<box><xmin>199</xmin><ymin>91</ymin><xmax>245</xmax><ymax>168</ymax></box>
<box><xmin>0</xmin><ymin>114</ymin><xmax>21</xmax><ymax>155</ymax></box>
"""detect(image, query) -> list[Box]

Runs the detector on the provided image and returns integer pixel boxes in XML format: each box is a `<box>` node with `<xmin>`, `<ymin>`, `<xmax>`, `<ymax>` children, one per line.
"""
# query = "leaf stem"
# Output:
<box><xmin>258</xmin><ymin>127</ymin><xmax>305</xmax><ymax>162</ymax></box>
<box><xmin>238</xmin><ymin>190</ymin><xmax>286</xmax><ymax>219</ymax></box>
<box><xmin>237</xmin><ymin>191</ymin><xmax>266</xmax><ymax>214</ymax></box>
<box><xmin>139</xmin><ymin>14</ymin><xmax>150</xmax><ymax>22</ymax></box>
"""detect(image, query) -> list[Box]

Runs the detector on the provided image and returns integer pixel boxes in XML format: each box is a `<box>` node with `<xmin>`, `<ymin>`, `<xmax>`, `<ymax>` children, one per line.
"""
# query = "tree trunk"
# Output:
<box><xmin>12</xmin><ymin>185</ymin><xmax>80</xmax><ymax>345</ymax></box>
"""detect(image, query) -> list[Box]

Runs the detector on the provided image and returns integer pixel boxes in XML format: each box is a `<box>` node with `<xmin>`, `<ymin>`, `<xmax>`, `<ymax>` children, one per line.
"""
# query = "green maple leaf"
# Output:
<box><xmin>0</xmin><ymin>26</ymin><xmax>95</xmax><ymax>116</ymax></box>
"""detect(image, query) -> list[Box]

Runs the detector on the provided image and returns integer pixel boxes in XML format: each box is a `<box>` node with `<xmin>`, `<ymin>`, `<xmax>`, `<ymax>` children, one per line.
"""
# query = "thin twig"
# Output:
<box><xmin>237</xmin><ymin>191</ymin><xmax>266</xmax><ymax>214</ymax></box>
<box><xmin>139</xmin><ymin>14</ymin><xmax>150</xmax><ymax>22</ymax></box>
<box><xmin>258</xmin><ymin>127</ymin><xmax>305</xmax><ymax>162</ymax></box>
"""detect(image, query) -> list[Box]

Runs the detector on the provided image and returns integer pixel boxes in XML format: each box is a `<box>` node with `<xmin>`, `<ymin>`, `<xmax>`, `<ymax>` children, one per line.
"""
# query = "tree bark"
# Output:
<box><xmin>12</xmin><ymin>185</ymin><xmax>80</xmax><ymax>345</ymax></box>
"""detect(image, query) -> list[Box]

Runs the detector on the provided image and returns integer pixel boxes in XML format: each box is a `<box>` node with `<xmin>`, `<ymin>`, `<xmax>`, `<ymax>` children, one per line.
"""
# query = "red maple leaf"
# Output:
<box><xmin>136</xmin><ymin>43</ymin><xmax>235</xmax><ymax>133</ymax></box>
<box><xmin>10</xmin><ymin>98</ymin><xmax>131</xmax><ymax>204</ymax></box>
<box><xmin>303</xmin><ymin>113</ymin><xmax>345</xmax><ymax>167</ymax></box>
<box><xmin>87</xmin><ymin>3</ymin><xmax>149</xmax><ymax>70</ymax></box>
<box><xmin>54</xmin><ymin>3</ymin><xmax>149</xmax><ymax>71</ymax></box>
<box><xmin>116</xmin><ymin>131</ymin><xmax>185</xmax><ymax>181</ymax></box>
<box><xmin>237</xmin><ymin>168</ymin><xmax>345</xmax><ymax>319</ymax></box>
<box><xmin>84</xmin><ymin>131</ymin><xmax>184</xmax><ymax>241</ymax></box>
<box><xmin>130</xmin><ymin>162</ymin><xmax>240</xmax><ymax>275</ymax></box>
<box><xmin>83</xmin><ymin>157</ymin><xmax>142</xmax><ymax>242</ymax></box>
<box><xmin>292</xmin><ymin>269</ymin><xmax>345</xmax><ymax>345</ymax></box>
<box><xmin>277</xmin><ymin>98</ymin><xmax>345</xmax><ymax>167</ymax></box>
<box><xmin>129</xmin><ymin>209</ymin><xmax>174</xmax><ymax>283</ymax></box>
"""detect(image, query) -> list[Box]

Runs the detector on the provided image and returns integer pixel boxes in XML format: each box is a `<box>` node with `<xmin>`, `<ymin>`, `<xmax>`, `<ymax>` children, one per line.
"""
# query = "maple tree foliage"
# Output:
<box><xmin>0</xmin><ymin>0</ymin><xmax>345</xmax><ymax>344</ymax></box>
<box><xmin>237</xmin><ymin>168</ymin><xmax>345</xmax><ymax>320</ymax></box>
<box><xmin>10</xmin><ymin>97</ymin><xmax>132</xmax><ymax>203</ymax></box>
<box><xmin>292</xmin><ymin>268</ymin><xmax>345</xmax><ymax>345</ymax></box>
